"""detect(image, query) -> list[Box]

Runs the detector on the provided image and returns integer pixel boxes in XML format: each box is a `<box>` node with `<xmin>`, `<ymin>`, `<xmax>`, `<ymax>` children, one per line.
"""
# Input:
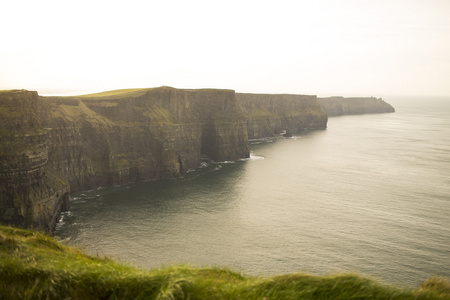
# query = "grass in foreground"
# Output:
<box><xmin>0</xmin><ymin>225</ymin><xmax>448</xmax><ymax>299</ymax></box>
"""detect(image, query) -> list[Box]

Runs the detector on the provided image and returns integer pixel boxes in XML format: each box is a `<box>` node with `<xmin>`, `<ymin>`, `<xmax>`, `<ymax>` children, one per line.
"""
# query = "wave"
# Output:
<box><xmin>250</xmin><ymin>155</ymin><xmax>265</xmax><ymax>160</ymax></box>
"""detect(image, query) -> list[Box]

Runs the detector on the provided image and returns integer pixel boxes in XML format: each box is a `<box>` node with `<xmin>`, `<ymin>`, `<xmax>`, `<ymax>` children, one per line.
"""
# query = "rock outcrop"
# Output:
<box><xmin>318</xmin><ymin>97</ymin><xmax>395</xmax><ymax>117</ymax></box>
<box><xmin>237</xmin><ymin>93</ymin><xmax>328</xmax><ymax>139</ymax></box>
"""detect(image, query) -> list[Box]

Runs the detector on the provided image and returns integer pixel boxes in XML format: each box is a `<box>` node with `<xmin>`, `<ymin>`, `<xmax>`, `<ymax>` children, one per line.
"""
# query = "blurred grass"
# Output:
<box><xmin>0</xmin><ymin>225</ymin><xmax>448</xmax><ymax>299</ymax></box>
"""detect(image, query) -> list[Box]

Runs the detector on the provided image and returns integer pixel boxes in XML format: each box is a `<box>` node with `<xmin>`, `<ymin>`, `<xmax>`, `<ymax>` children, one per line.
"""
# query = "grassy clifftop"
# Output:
<box><xmin>76</xmin><ymin>88</ymin><xmax>149</xmax><ymax>98</ymax></box>
<box><xmin>1</xmin><ymin>225</ymin><xmax>448</xmax><ymax>299</ymax></box>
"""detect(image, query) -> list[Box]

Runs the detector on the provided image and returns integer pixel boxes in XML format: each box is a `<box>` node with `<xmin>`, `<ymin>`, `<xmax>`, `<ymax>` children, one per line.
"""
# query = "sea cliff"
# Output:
<box><xmin>318</xmin><ymin>96</ymin><xmax>395</xmax><ymax>116</ymax></box>
<box><xmin>44</xmin><ymin>87</ymin><xmax>249</xmax><ymax>191</ymax></box>
<box><xmin>0</xmin><ymin>87</ymin><xmax>250</xmax><ymax>231</ymax></box>
<box><xmin>0</xmin><ymin>90</ymin><xmax>69</xmax><ymax>232</ymax></box>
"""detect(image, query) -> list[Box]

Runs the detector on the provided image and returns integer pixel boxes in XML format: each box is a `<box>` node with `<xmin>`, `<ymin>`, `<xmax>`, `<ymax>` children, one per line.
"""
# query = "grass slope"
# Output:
<box><xmin>0</xmin><ymin>225</ymin><xmax>448</xmax><ymax>299</ymax></box>
<box><xmin>76</xmin><ymin>88</ymin><xmax>148</xmax><ymax>98</ymax></box>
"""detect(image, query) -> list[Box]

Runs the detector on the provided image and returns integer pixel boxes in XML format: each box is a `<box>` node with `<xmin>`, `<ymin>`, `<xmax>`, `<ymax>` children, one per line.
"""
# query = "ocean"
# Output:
<box><xmin>55</xmin><ymin>96</ymin><xmax>450</xmax><ymax>287</ymax></box>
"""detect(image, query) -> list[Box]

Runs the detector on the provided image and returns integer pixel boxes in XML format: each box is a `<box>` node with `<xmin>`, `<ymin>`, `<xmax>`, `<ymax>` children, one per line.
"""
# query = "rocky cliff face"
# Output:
<box><xmin>0</xmin><ymin>90</ymin><xmax>69</xmax><ymax>232</ymax></box>
<box><xmin>237</xmin><ymin>93</ymin><xmax>328</xmax><ymax>139</ymax></box>
<box><xmin>318</xmin><ymin>97</ymin><xmax>395</xmax><ymax>117</ymax></box>
<box><xmin>43</xmin><ymin>87</ymin><xmax>250</xmax><ymax>192</ymax></box>
<box><xmin>0</xmin><ymin>87</ymin><xmax>249</xmax><ymax>232</ymax></box>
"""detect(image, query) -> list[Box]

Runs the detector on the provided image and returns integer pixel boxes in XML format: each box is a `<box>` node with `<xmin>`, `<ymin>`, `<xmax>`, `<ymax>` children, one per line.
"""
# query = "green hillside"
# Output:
<box><xmin>76</xmin><ymin>88</ymin><xmax>149</xmax><ymax>98</ymax></box>
<box><xmin>0</xmin><ymin>225</ymin><xmax>448</xmax><ymax>299</ymax></box>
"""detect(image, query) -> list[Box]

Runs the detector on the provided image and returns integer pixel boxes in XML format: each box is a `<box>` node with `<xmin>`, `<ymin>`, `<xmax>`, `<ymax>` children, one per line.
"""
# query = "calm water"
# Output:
<box><xmin>56</xmin><ymin>96</ymin><xmax>450</xmax><ymax>287</ymax></box>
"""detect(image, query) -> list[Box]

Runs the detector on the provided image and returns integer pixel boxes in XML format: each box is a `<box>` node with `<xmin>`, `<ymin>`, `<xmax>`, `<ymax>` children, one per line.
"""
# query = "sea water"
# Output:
<box><xmin>56</xmin><ymin>96</ymin><xmax>450</xmax><ymax>287</ymax></box>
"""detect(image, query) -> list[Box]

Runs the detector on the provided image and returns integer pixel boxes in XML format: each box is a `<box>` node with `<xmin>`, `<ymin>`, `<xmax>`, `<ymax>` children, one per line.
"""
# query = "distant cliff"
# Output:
<box><xmin>237</xmin><ymin>93</ymin><xmax>327</xmax><ymax>139</ymax></box>
<box><xmin>318</xmin><ymin>97</ymin><xmax>395</xmax><ymax>117</ymax></box>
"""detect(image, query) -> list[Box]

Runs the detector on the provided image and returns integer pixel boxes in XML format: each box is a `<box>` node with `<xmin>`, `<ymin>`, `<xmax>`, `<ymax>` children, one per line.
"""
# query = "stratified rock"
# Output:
<box><xmin>43</xmin><ymin>87</ymin><xmax>250</xmax><ymax>191</ymax></box>
<box><xmin>0</xmin><ymin>90</ymin><xmax>69</xmax><ymax>232</ymax></box>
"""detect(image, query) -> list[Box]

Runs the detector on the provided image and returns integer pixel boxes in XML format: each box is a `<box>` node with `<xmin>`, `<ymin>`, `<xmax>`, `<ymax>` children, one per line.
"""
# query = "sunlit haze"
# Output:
<box><xmin>2</xmin><ymin>0</ymin><xmax>449</xmax><ymax>97</ymax></box>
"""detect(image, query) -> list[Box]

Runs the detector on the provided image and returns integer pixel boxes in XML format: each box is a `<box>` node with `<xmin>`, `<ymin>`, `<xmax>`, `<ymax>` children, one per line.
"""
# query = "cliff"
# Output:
<box><xmin>318</xmin><ymin>96</ymin><xmax>395</xmax><ymax>117</ymax></box>
<box><xmin>43</xmin><ymin>87</ymin><xmax>249</xmax><ymax>191</ymax></box>
<box><xmin>0</xmin><ymin>90</ymin><xmax>69</xmax><ymax>232</ymax></box>
<box><xmin>237</xmin><ymin>93</ymin><xmax>328</xmax><ymax>139</ymax></box>
<box><xmin>1</xmin><ymin>87</ymin><xmax>331</xmax><ymax>232</ymax></box>
<box><xmin>0</xmin><ymin>87</ymin><xmax>249</xmax><ymax>231</ymax></box>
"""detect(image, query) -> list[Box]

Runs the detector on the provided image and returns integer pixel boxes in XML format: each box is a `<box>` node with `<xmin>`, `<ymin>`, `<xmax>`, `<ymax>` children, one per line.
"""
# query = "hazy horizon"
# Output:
<box><xmin>2</xmin><ymin>0</ymin><xmax>450</xmax><ymax>98</ymax></box>
<box><xmin>25</xmin><ymin>87</ymin><xmax>450</xmax><ymax>99</ymax></box>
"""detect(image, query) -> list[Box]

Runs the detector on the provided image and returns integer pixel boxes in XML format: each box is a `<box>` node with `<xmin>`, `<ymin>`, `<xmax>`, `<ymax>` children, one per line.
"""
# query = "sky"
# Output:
<box><xmin>1</xmin><ymin>0</ymin><xmax>450</xmax><ymax>97</ymax></box>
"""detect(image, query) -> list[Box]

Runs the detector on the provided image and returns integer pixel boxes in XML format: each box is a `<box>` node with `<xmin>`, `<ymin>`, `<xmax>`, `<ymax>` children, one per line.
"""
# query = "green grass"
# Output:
<box><xmin>50</xmin><ymin>101</ymin><xmax>113</xmax><ymax>125</ymax></box>
<box><xmin>76</xmin><ymin>88</ymin><xmax>149</xmax><ymax>98</ymax></box>
<box><xmin>0</xmin><ymin>225</ymin><xmax>448</xmax><ymax>299</ymax></box>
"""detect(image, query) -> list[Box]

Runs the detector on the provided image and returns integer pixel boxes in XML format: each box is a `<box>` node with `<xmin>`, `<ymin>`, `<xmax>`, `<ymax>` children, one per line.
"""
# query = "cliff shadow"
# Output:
<box><xmin>200</xmin><ymin>122</ymin><xmax>219</xmax><ymax>161</ymax></box>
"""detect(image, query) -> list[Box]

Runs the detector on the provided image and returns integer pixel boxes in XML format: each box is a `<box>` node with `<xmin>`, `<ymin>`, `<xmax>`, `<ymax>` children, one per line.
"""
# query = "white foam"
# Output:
<box><xmin>58</xmin><ymin>215</ymin><xmax>65</xmax><ymax>224</ymax></box>
<box><xmin>250</xmin><ymin>154</ymin><xmax>265</xmax><ymax>160</ymax></box>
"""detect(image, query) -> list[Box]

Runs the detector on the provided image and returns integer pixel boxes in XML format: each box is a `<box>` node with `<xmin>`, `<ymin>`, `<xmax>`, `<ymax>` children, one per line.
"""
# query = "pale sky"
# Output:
<box><xmin>1</xmin><ymin>0</ymin><xmax>449</xmax><ymax>97</ymax></box>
